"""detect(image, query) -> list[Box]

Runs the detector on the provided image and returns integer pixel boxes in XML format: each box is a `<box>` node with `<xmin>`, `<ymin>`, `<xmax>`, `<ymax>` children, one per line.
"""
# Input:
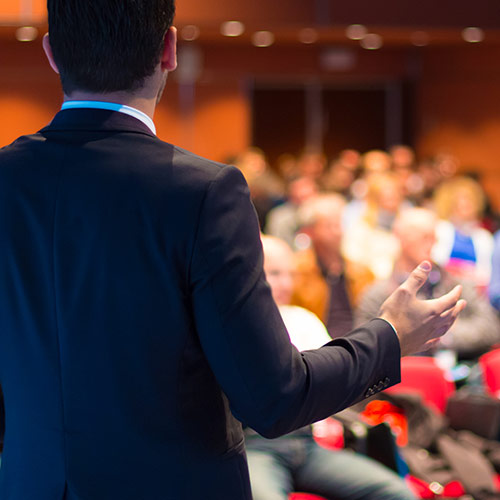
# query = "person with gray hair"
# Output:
<box><xmin>356</xmin><ymin>207</ymin><xmax>499</xmax><ymax>360</ymax></box>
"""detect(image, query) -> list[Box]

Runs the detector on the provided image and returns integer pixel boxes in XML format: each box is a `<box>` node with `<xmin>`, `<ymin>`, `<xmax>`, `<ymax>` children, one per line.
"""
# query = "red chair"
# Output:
<box><xmin>479</xmin><ymin>348</ymin><xmax>500</xmax><ymax>398</ymax></box>
<box><xmin>312</xmin><ymin>417</ymin><xmax>344</xmax><ymax>450</ymax></box>
<box><xmin>289</xmin><ymin>494</ymin><xmax>327</xmax><ymax>500</ymax></box>
<box><xmin>385</xmin><ymin>356</ymin><xmax>455</xmax><ymax>414</ymax></box>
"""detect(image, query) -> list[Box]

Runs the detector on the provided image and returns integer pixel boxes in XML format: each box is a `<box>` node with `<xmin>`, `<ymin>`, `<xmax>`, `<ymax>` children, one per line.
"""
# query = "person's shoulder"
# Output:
<box><xmin>0</xmin><ymin>132</ymin><xmax>46</xmax><ymax>166</ymax></box>
<box><xmin>169</xmin><ymin>144</ymin><xmax>245</xmax><ymax>187</ymax></box>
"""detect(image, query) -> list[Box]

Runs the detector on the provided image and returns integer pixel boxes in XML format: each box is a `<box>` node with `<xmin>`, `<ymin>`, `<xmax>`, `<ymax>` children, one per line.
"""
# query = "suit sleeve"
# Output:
<box><xmin>189</xmin><ymin>165</ymin><xmax>401</xmax><ymax>438</ymax></box>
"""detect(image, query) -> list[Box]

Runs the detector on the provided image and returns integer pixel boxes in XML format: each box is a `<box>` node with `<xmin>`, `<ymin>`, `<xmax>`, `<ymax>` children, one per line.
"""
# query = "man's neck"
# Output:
<box><xmin>64</xmin><ymin>90</ymin><xmax>157</xmax><ymax>121</ymax></box>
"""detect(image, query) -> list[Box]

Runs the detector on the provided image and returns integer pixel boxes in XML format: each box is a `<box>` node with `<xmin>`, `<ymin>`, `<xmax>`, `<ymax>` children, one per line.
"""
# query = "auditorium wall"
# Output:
<box><xmin>1</xmin><ymin>36</ymin><xmax>500</xmax><ymax>206</ymax></box>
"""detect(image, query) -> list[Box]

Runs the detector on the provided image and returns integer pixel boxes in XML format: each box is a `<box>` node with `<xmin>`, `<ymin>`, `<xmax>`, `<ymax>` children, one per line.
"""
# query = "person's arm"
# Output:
<box><xmin>189</xmin><ymin>166</ymin><xmax>464</xmax><ymax>438</ymax></box>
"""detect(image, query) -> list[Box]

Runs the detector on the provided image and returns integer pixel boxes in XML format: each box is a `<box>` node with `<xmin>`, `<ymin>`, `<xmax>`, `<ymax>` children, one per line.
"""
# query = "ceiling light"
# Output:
<box><xmin>15</xmin><ymin>26</ymin><xmax>38</xmax><ymax>42</ymax></box>
<box><xmin>298</xmin><ymin>28</ymin><xmax>318</xmax><ymax>44</ymax></box>
<box><xmin>252</xmin><ymin>31</ymin><xmax>275</xmax><ymax>48</ymax></box>
<box><xmin>221</xmin><ymin>21</ymin><xmax>245</xmax><ymax>37</ymax></box>
<box><xmin>462</xmin><ymin>27</ymin><xmax>484</xmax><ymax>43</ymax></box>
<box><xmin>346</xmin><ymin>24</ymin><xmax>367</xmax><ymax>40</ymax></box>
<box><xmin>181</xmin><ymin>25</ymin><xmax>200</xmax><ymax>42</ymax></box>
<box><xmin>360</xmin><ymin>33</ymin><xmax>383</xmax><ymax>50</ymax></box>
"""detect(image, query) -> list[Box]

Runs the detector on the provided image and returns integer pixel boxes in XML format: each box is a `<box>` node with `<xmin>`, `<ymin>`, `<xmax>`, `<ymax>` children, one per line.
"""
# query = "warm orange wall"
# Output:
<box><xmin>2</xmin><ymin>36</ymin><xmax>500</xmax><ymax>205</ymax></box>
<box><xmin>0</xmin><ymin>0</ymin><xmax>46</xmax><ymax>22</ymax></box>
<box><xmin>416</xmin><ymin>45</ymin><xmax>500</xmax><ymax>209</ymax></box>
<box><xmin>155</xmin><ymin>80</ymin><xmax>250</xmax><ymax>163</ymax></box>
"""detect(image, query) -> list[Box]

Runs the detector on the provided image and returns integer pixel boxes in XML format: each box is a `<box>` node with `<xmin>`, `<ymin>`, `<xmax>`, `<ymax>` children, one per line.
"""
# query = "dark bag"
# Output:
<box><xmin>437</xmin><ymin>432</ymin><xmax>500</xmax><ymax>500</ymax></box>
<box><xmin>446</xmin><ymin>389</ymin><xmax>500</xmax><ymax>440</ymax></box>
<box><xmin>334</xmin><ymin>407</ymin><xmax>407</xmax><ymax>476</ymax></box>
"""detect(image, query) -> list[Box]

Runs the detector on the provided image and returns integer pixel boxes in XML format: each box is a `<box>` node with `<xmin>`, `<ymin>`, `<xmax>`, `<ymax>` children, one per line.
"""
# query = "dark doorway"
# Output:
<box><xmin>322</xmin><ymin>86</ymin><xmax>386</xmax><ymax>159</ymax></box>
<box><xmin>252</xmin><ymin>86</ymin><xmax>306</xmax><ymax>167</ymax></box>
<box><xmin>252</xmin><ymin>82</ymin><xmax>413</xmax><ymax>166</ymax></box>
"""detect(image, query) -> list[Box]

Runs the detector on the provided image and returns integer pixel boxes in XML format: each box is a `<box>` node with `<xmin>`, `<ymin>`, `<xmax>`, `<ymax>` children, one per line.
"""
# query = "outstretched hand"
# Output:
<box><xmin>378</xmin><ymin>261</ymin><xmax>467</xmax><ymax>357</ymax></box>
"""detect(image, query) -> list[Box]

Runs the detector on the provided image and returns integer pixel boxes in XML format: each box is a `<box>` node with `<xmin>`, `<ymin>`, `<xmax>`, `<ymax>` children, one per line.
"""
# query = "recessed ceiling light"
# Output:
<box><xmin>360</xmin><ymin>33</ymin><xmax>383</xmax><ymax>50</ymax></box>
<box><xmin>462</xmin><ymin>27</ymin><xmax>484</xmax><ymax>43</ymax></box>
<box><xmin>346</xmin><ymin>24</ymin><xmax>367</xmax><ymax>41</ymax></box>
<box><xmin>181</xmin><ymin>25</ymin><xmax>200</xmax><ymax>42</ymax></box>
<box><xmin>252</xmin><ymin>31</ymin><xmax>275</xmax><ymax>48</ymax></box>
<box><xmin>15</xmin><ymin>26</ymin><xmax>38</xmax><ymax>42</ymax></box>
<box><xmin>298</xmin><ymin>28</ymin><xmax>318</xmax><ymax>44</ymax></box>
<box><xmin>221</xmin><ymin>21</ymin><xmax>245</xmax><ymax>37</ymax></box>
<box><xmin>411</xmin><ymin>31</ymin><xmax>430</xmax><ymax>47</ymax></box>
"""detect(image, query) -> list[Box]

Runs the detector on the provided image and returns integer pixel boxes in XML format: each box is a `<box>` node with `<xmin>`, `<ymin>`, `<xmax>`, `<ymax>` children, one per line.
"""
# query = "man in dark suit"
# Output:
<box><xmin>0</xmin><ymin>1</ymin><xmax>465</xmax><ymax>499</ymax></box>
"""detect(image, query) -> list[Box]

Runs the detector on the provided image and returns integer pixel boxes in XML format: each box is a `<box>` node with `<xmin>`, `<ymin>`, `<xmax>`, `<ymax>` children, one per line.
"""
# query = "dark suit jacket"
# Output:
<box><xmin>0</xmin><ymin>109</ymin><xmax>401</xmax><ymax>500</ymax></box>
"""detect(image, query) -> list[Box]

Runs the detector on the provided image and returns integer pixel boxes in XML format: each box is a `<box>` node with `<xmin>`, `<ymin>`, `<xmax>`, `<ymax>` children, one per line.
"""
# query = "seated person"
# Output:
<box><xmin>245</xmin><ymin>235</ymin><xmax>416</xmax><ymax>500</ymax></box>
<box><xmin>432</xmin><ymin>176</ymin><xmax>494</xmax><ymax>293</ymax></box>
<box><xmin>265</xmin><ymin>176</ymin><xmax>318</xmax><ymax>248</ymax></box>
<box><xmin>356</xmin><ymin>208</ymin><xmax>500</xmax><ymax>361</ymax></box>
<box><xmin>291</xmin><ymin>193</ymin><xmax>374</xmax><ymax>338</ymax></box>
<box><xmin>342</xmin><ymin>172</ymin><xmax>405</xmax><ymax>281</ymax></box>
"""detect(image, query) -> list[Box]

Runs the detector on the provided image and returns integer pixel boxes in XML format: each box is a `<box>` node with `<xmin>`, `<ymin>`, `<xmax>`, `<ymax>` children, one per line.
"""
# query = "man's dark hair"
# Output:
<box><xmin>47</xmin><ymin>0</ymin><xmax>175</xmax><ymax>94</ymax></box>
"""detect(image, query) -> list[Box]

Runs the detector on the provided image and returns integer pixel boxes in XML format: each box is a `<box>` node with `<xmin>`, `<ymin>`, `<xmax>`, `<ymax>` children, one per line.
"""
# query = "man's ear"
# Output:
<box><xmin>42</xmin><ymin>33</ymin><xmax>60</xmax><ymax>74</ymax></box>
<box><xmin>160</xmin><ymin>26</ymin><xmax>177</xmax><ymax>72</ymax></box>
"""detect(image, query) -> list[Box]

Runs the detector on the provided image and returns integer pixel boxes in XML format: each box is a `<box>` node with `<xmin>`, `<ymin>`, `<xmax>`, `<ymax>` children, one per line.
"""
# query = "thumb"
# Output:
<box><xmin>401</xmin><ymin>261</ymin><xmax>432</xmax><ymax>295</ymax></box>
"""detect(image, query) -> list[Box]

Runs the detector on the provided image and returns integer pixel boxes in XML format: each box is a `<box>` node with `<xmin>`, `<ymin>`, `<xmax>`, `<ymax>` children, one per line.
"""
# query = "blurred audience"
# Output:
<box><xmin>297</xmin><ymin>150</ymin><xmax>328</xmax><ymax>183</ymax></box>
<box><xmin>245</xmin><ymin>234</ymin><xmax>416</xmax><ymax>500</ymax></box>
<box><xmin>265</xmin><ymin>177</ymin><xmax>318</xmax><ymax>248</ymax></box>
<box><xmin>356</xmin><ymin>208</ymin><xmax>500</xmax><ymax>360</ymax></box>
<box><xmin>389</xmin><ymin>145</ymin><xmax>423</xmax><ymax>203</ymax></box>
<box><xmin>291</xmin><ymin>194</ymin><xmax>374</xmax><ymax>338</ymax></box>
<box><xmin>235</xmin><ymin>147</ymin><xmax>285</xmax><ymax>229</ymax></box>
<box><xmin>362</xmin><ymin>149</ymin><xmax>392</xmax><ymax>174</ymax></box>
<box><xmin>342</xmin><ymin>172</ymin><xmax>406</xmax><ymax>280</ymax></box>
<box><xmin>248</xmin><ymin>142</ymin><xmax>498</xmax><ymax>351</ymax></box>
<box><xmin>275</xmin><ymin>153</ymin><xmax>298</xmax><ymax>183</ymax></box>
<box><xmin>322</xmin><ymin>149</ymin><xmax>361</xmax><ymax>199</ymax></box>
<box><xmin>432</xmin><ymin>176</ymin><xmax>494</xmax><ymax>291</ymax></box>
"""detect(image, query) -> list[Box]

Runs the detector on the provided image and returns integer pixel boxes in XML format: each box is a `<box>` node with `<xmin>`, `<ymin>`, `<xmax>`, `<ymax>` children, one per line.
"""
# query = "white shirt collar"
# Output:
<box><xmin>61</xmin><ymin>100</ymin><xmax>156</xmax><ymax>135</ymax></box>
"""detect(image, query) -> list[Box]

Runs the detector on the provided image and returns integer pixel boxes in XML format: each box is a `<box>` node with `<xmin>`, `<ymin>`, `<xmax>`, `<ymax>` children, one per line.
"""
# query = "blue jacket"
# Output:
<box><xmin>0</xmin><ymin>109</ymin><xmax>400</xmax><ymax>499</ymax></box>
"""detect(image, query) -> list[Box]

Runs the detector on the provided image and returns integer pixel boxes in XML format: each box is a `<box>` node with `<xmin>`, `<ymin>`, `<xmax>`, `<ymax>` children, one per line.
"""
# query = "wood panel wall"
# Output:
<box><xmin>1</xmin><ymin>35</ymin><xmax>500</xmax><ymax>206</ymax></box>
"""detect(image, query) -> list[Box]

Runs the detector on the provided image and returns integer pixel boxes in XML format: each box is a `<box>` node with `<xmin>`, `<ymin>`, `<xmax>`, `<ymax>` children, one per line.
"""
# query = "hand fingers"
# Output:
<box><xmin>427</xmin><ymin>298</ymin><xmax>467</xmax><ymax>341</ymax></box>
<box><xmin>422</xmin><ymin>338</ymin><xmax>441</xmax><ymax>352</ymax></box>
<box><xmin>438</xmin><ymin>298</ymin><xmax>466</xmax><ymax>319</ymax></box>
<box><xmin>427</xmin><ymin>285</ymin><xmax>463</xmax><ymax>315</ymax></box>
<box><xmin>400</xmin><ymin>261</ymin><xmax>432</xmax><ymax>295</ymax></box>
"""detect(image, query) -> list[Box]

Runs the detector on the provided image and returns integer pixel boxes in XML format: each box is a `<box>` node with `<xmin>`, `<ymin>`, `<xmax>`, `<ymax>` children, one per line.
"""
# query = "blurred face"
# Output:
<box><xmin>263</xmin><ymin>241</ymin><xmax>294</xmax><ymax>306</ymax></box>
<box><xmin>298</xmin><ymin>153</ymin><xmax>326</xmax><ymax>179</ymax></box>
<box><xmin>452</xmin><ymin>190</ymin><xmax>479</xmax><ymax>223</ymax></box>
<box><xmin>288</xmin><ymin>177</ymin><xmax>318</xmax><ymax>206</ymax></box>
<box><xmin>311</xmin><ymin>213</ymin><xmax>343</xmax><ymax>253</ymax></box>
<box><xmin>399</xmin><ymin>223</ymin><xmax>436</xmax><ymax>265</ymax></box>
<box><xmin>377</xmin><ymin>179</ymin><xmax>403</xmax><ymax>213</ymax></box>
<box><xmin>391</xmin><ymin>146</ymin><xmax>415</xmax><ymax>170</ymax></box>
<box><xmin>364</xmin><ymin>151</ymin><xmax>391</xmax><ymax>173</ymax></box>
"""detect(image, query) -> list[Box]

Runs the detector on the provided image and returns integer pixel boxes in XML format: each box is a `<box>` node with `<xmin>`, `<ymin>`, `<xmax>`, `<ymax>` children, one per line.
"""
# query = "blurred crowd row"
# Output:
<box><xmin>232</xmin><ymin>145</ymin><xmax>500</xmax><ymax>364</ymax></box>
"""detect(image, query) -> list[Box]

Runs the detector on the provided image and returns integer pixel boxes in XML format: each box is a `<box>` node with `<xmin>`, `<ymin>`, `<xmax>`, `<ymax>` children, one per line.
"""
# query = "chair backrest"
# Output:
<box><xmin>289</xmin><ymin>494</ymin><xmax>327</xmax><ymax>500</ymax></box>
<box><xmin>385</xmin><ymin>356</ymin><xmax>455</xmax><ymax>414</ymax></box>
<box><xmin>479</xmin><ymin>348</ymin><xmax>500</xmax><ymax>398</ymax></box>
